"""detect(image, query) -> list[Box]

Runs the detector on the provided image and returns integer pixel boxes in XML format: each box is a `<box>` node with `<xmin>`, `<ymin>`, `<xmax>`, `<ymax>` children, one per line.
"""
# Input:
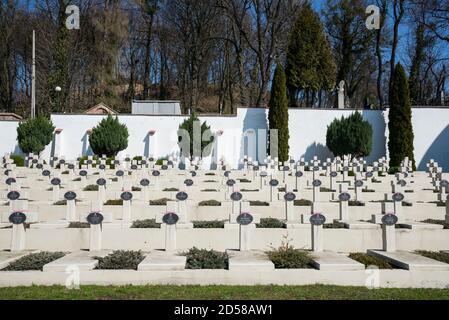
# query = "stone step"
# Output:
<box><xmin>226</xmin><ymin>250</ymin><xmax>275</xmax><ymax>271</ymax></box>
<box><xmin>367</xmin><ymin>250</ymin><xmax>449</xmax><ymax>271</ymax></box>
<box><xmin>310</xmin><ymin>251</ymin><xmax>365</xmax><ymax>271</ymax></box>
<box><xmin>339</xmin><ymin>220</ymin><xmax>381</xmax><ymax>230</ymax></box>
<box><xmin>397</xmin><ymin>222</ymin><xmax>444</xmax><ymax>230</ymax></box>
<box><xmin>43</xmin><ymin>250</ymin><xmax>109</xmax><ymax>272</ymax></box>
<box><xmin>138</xmin><ymin>250</ymin><xmax>186</xmax><ymax>271</ymax></box>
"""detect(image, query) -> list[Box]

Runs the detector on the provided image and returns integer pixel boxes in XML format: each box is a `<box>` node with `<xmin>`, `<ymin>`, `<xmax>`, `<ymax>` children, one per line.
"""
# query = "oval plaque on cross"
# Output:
<box><xmin>312</xmin><ymin>179</ymin><xmax>322</xmax><ymax>187</ymax></box>
<box><xmin>339</xmin><ymin>192</ymin><xmax>351</xmax><ymax>202</ymax></box>
<box><xmin>131</xmin><ymin>164</ymin><xmax>138</xmax><ymax>170</ymax></box>
<box><xmin>260</xmin><ymin>171</ymin><xmax>268</xmax><ymax>178</ymax></box>
<box><xmin>64</xmin><ymin>191</ymin><xmax>77</xmax><ymax>201</ymax></box>
<box><xmin>295</xmin><ymin>171</ymin><xmax>304</xmax><ymax>178</ymax></box>
<box><xmin>230</xmin><ymin>192</ymin><xmax>243</xmax><ymax>201</ymax></box>
<box><xmin>36</xmin><ymin>164</ymin><xmax>43</xmax><ymax>169</ymax></box>
<box><xmin>140</xmin><ymin>179</ymin><xmax>150</xmax><ymax>187</ymax></box>
<box><xmin>79</xmin><ymin>170</ymin><xmax>88</xmax><ymax>177</ymax></box>
<box><xmin>190</xmin><ymin>171</ymin><xmax>197</xmax><ymax>177</ymax></box>
<box><xmin>87</xmin><ymin>212</ymin><xmax>104</xmax><ymax>225</ymax></box>
<box><xmin>284</xmin><ymin>192</ymin><xmax>296</xmax><ymax>202</ymax></box>
<box><xmin>42</xmin><ymin>170</ymin><xmax>51</xmax><ymax>177</ymax></box>
<box><xmin>116</xmin><ymin>170</ymin><xmax>125</xmax><ymax>177</ymax></box>
<box><xmin>176</xmin><ymin>191</ymin><xmax>188</xmax><ymax>201</ymax></box>
<box><xmin>99</xmin><ymin>164</ymin><xmax>106</xmax><ymax>170</ymax></box>
<box><xmin>392</xmin><ymin>192</ymin><xmax>405</xmax><ymax>202</ymax></box>
<box><xmin>355</xmin><ymin>180</ymin><xmax>364</xmax><ymax>188</ymax></box>
<box><xmin>5</xmin><ymin>178</ymin><xmax>16</xmax><ymax>185</ymax></box>
<box><xmin>269</xmin><ymin>179</ymin><xmax>279</xmax><ymax>187</ymax></box>
<box><xmin>161</xmin><ymin>165</ymin><xmax>168</xmax><ymax>170</ymax></box>
<box><xmin>236</xmin><ymin>212</ymin><xmax>253</xmax><ymax>226</ymax></box>
<box><xmin>9</xmin><ymin>212</ymin><xmax>26</xmax><ymax>225</ymax></box>
<box><xmin>382</xmin><ymin>213</ymin><xmax>398</xmax><ymax>226</ymax></box>
<box><xmin>330</xmin><ymin>171</ymin><xmax>338</xmax><ymax>178</ymax></box>
<box><xmin>310</xmin><ymin>213</ymin><xmax>326</xmax><ymax>226</ymax></box>
<box><xmin>184</xmin><ymin>179</ymin><xmax>194</xmax><ymax>187</ymax></box>
<box><xmin>96</xmin><ymin>178</ymin><xmax>106</xmax><ymax>186</ymax></box>
<box><xmin>226</xmin><ymin>179</ymin><xmax>236</xmax><ymax>187</ymax></box>
<box><xmin>162</xmin><ymin>212</ymin><xmax>179</xmax><ymax>225</ymax></box>
<box><xmin>7</xmin><ymin>191</ymin><xmax>20</xmax><ymax>201</ymax></box>
<box><xmin>121</xmin><ymin>191</ymin><xmax>133</xmax><ymax>201</ymax></box>
<box><xmin>51</xmin><ymin>178</ymin><xmax>61</xmax><ymax>186</ymax></box>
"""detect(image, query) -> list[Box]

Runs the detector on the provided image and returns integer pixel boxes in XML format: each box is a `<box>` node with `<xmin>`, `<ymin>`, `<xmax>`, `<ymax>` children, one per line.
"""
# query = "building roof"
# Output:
<box><xmin>84</xmin><ymin>103</ymin><xmax>118</xmax><ymax>115</ymax></box>
<box><xmin>0</xmin><ymin>113</ymin><xmax>23</xmax><ymax>121</ymax></box>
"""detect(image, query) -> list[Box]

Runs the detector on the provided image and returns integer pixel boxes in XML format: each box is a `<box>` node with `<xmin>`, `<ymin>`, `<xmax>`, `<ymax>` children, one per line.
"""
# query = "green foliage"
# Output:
<box><xmin>323</xmin><ymin>221</ymin><xmax>345</xmax><ymax>229</ymax></box>
<box><xmin>349</xmin><ymin>200</ymin><xmax>365</xmax><ymax>206</ymax></box>
<box><xmin>150</xmin><ymin>198</ymin><xmax>170</xmax><ymax>206</ymax></box>
<box><xmin>155</xmin><ymin>157</ymin><xmax>168</xmax><ymax>165</ymax></box>
<box><xmin>17</xmin><ymin>117</ymin><xmax>55</xmax><ymax>154</ymax></box>
<box><xmin>163</xmin><ymin>187</ymin><xmax>179</xmax><ymax>192</ymax></box>
<box><xmin>198</xmin><ymin>200</ymin><xmax>221</xmax><ymax>206</ymax></box>
<box><xmin>415</xmin><ymin>251</ymin><xmax>449</xmax><ymax>264</ymax></box>
<box><xmin>89</xmin><ymin>115</ymin><xmax>129</xmax><ymax>157</ymax></box>
<box><xmin>2</xmin><ymin>252</ymin><xmax>65</xmax><ymax>271</ymax></box>
<box><xmin>286</xmin><ymin>3</ymin><xmax>336</xmax><ymax>107</ymax></box>
<box><xmin>294</xmin><ymin>199</ymin><xmax>312</xmax><ymax>206</ymax></box>
<box><xmin>10</xmin><ymin>155</ymin><xmax>25</xmax><ymax>167</ymax></box>
<box><xmin>268</xmin><ymin>239</ymin><xmax>313</xmax><ymax>269</ymax></box>
<box><xmin>184</xmin><ymin>247</ymin><xmax>228</xmax><ymax>270</ymax></box>
<box><xmin>68</xmin><ymin>222</ymin><xmax>90</xmax><ymax>228</ymax></box>
<box><xmin>178</xmin><ymin>113</ymin><xmax>214</xmax><ymax>159</ymax></box>
<box><xmin>104</xmin><ymin>199</ymin><xmax>123</xmax><ymax>206</ymax></box>
<box><xmin>256</xmin><ymin>218</ymin><xmax>286</xmax><ymax>229</ymax></box>
<box><xmin>193</xmin><ymin>220</ymin><xmax>225</xmax><ymax>229</ymax></box>
<box><xmin>388</xmin><ymin>63</ymin><xmax>415</xmax><ymax>170</ymax></box>
<box><xmin>95</xmin><ymin>250</ymin><xmax>145</xmax><ymax>270</ymax></box>
<box><xmin>131</xmin><ymin>219</ymin><xmax>161</xmax><ymax>229</ymax></box>
<box><xmin>268</xmin><ymin>64</ymin><xmax>290</xmax><ymax>162</ymax></box>
<box><xmin>348</xmin><ymin>253</ymin><xmax>393</xmax><ymax>269</ymax></box>
<box><xmin>326</xmin><ymin>112</ymin><xmax>373</xmax><ymax>159</ymax></box>
<box><xmin>83</xmin><ymin>185</ymin><xmax>99</xmax><ymax>191</ymax></box>
<box><xmin>250</xmin><ymin>201</ymin><xmax>270</xmax><ymax>207</ymax></box>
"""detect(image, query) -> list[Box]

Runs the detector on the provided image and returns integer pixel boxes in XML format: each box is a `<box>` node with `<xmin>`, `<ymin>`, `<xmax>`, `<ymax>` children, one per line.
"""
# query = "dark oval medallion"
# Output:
<box><xmin>64</xmin><ymin>191</ymin><xmax>77</xmax><ymax>201</ymax></box>
<box><xmin>87</xmin><ymin>212</ymin><xmax>104</xmax><ymax>225</ymax></box>
<box><xmin>237</xmin><ymin>212</ymin><xmax>253</xmax><ymax>226</ymax></box>
<box><xmin>121</xmin><ymin>191</ymin><xmax>133</xmax><ymax>201</ymax></box>
<box><xmin>310</xmin><ymin>213</ymin><xmax>326</xmax><ymax>226</ymax></box>
<box><xmin>163</xmin><ymin>212</ymin><xmax>179</xmax><ymax>225</ymax></box>
<box><xmin>9</xmin><ymin>212</ymin><xmax>26</xmax><ymax>225</ymax></box>
<box><xmin>176</xmin><ymin>191</ymin><xmax>188</xmax><ymax>201</ymax></box>
<box><xmin>230</xmin><ymin>192</ymin><xmax>243</xmax><ymax>201</ymax></box>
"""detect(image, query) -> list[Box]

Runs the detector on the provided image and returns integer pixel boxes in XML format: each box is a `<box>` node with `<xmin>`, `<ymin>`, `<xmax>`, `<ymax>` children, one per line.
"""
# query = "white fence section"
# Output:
<box><xmin>2</xmin><ymin>107</ymin><xmax>449</xmax><ymax>171</ymax></box>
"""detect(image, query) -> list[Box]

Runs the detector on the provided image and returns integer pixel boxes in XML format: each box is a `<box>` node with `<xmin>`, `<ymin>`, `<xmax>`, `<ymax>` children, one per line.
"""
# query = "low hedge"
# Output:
<box><xmin>294</xmin><ymin>199</ymin><xmax>312</xmax><ymax>206</ymax></box>
<box><xmin>2</xmin><ymin>252</ymin><xmax>65</xmax><ymax>271</ymax></box>
<box><xmin>184</xmin><ymin>247</ymin><xmax>228</xmax><ymax>269</ymax></box>
<box><xmin>348</xmin><ymin>253</ymin><xmax>393</xmax><ymax>269</ymax></box>
<box><xmin>193</xmin><ymin>220</ymin><xmax>225</xmax><ymax>229</ymax></box>
<box><xmin>68</xmin><ymin>222</ymin><xmax>90</xmax><ymax>228</ymax></box>
<box><xmin>83</xmin><ymin>185</ymin><xmax>99</xmax><ymax>191</ymax></box>
<box><xmin>163</xmin><ymin>188</ymin><xmax>179</xmax><ymax>192</ymax></box>
<box><xmin>250</xmin><ymin>201</ymin><xmax>269</xmax><ymax>207</ymax></box>
<box><xmin>150</xmin><ymin>198</ymin><xmax>170</xmax><ymax>206</ymax></box>
<box><xmin>198</xmin><ymin>200</ymin><xmax>221</xmax><ymax>207</ymax></box>
<box><xmin>131</xmin><ymin>219</ymin><xmax>161</xmax><ymax>228</ymax></box>
<box><xmin>104</xmin><ymin>199</ymin><xmax>123</xmax><ymax>206</ymax></box>
<box><xmin>95</xmin><ymin>250</ymin><xmax>145</xmax><ymax>270</ymax></box>
<box><xmin>421</xmin><ymin>219</ymin><xmax>449</xmax><ymax>229</ymax></box>
<box><xmin>415</xmin><ymin>251</ymin><xmax>449</xmax><ymax>264</ymax></box>
<box><xmin>256</xmin><ymin>218</ymin><xmax>286</xmax><ymax>229</ymax></box>
<box><xmin>10</xmin><ymin>155</ymin><xmax>25</xmax><ymax>167</ymax></box>
<box><xmin>268</xmin><ymin>244</ymin><xmax>313</xmax><ymax>269</ymax></box>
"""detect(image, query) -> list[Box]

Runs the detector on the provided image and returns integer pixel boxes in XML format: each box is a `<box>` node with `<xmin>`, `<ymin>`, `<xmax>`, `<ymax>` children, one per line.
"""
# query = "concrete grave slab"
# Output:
<box><xmin>137</xmin><ymin>250</ymin><xmax>186</xmax><ymax>271</ymax></box>
<box><xmin>226</xmin><ymin>249</ymin><xmax>274</xmax><ymax>272</ymax></box>
<box><xmin>42</xmin><ymin>250</ymin><xmax>106</xmax><ymax>272</ymax></box>
<box><xmin>367</xmin><ymin>250</ymin><xmax>449</xmax><ymax>271</ymax></box>
<box><xmin>310</xmin><ymin>251</ymin><xmax>365</xmax><ymax>271</ymax></box>
<box><xmin>339</xmin><ymin>220</ymin><xmax>381</xmax><ymax>230</ymax></box>
<box><xmin>396</xmin><ymin>222</ymin><xmax>444</xmax><ymax>230</ymax></box>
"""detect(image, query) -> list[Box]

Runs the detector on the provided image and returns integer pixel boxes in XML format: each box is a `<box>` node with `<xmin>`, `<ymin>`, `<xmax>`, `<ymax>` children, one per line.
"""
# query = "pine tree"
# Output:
<box><xmin>286</xmin><ymin>2</ymin><xmax>336</xmax><ymax>107</ymax></box>
<box><xmin>388</xmin><ymin>63</ymin><xmax>415</xmax><ymax>170</ymax></box>
<box><xmin>89</xmin><ymin>116</ymin><xmax>129</xmax><ymax>157</ymax></box>
<box><xmin>268</xmin><ymin>64</ymin><xmax>289</xmax><ymax>162</ymax></box>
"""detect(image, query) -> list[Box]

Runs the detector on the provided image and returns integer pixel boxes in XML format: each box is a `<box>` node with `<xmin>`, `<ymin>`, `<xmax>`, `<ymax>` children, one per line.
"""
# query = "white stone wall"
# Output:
<box><xmin>2</xmin><ymin>108</ymin><xmax>449</xmax><ymax>170</ymax></box>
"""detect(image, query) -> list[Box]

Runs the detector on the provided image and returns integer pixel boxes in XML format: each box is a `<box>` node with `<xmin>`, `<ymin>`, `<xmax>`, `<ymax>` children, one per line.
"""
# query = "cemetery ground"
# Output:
<box><xmin>1</xmin><ymin>155</ymin><xmax>449</xmax><ymax>294</ymax></box>
<box><xmin>1</xmin><ymin>285</ymin><xmax>449</xmax><ymax>300</ymax></box>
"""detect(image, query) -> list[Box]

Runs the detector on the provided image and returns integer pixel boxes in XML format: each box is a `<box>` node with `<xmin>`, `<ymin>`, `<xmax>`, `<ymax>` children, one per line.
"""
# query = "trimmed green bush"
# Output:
<box><xmin>348</xmin><ymin>253</ymin><xmax>393</xmax><ymax>269</ymax></box>
<box><xmin>349</xmin><ymin>200</ymin><xmax>365</xmax><ymax>206</ymax></box>
<box><xmin>268</xmin><ymin>241</ymin><xmax>313</xmax><ymax>269</ymax></box>
<box><xmin>256</xmin><ymin>218</ymin><xmax>286</xmax><ymax>229</ymax></box>
<box><xmin>268</xmin><ymin>63</ymin><xmax>290</xmax><ymax>162</ymax></box>
<box><xmin>250</xmin><ymin>201</ymin><xmax>270</xmax><ymax>207</ymax></box>
<box><xmin>198</xmin><ymin>200</ymin><xmax>221</xmax><ymax>207</ymax></box>
<box><xmin>17</xmin><ymin>116</ymin><xmax>55</xmax><ymax>154</ymax></box>
<box><xmin>163</xmin><ymin>188</ymin><xmax>179</xmax><ymax>192</ymax></box>
<box><xmin>323</xmin><ymin>221</ymin><xmax>345</xmax><ymax>229</ymax></box>
<box><xmin>193</xmin><ymin>220</ymin><xmax>225</xmax><ymax>229</ymax></box>
<box><xmin>68</xmin><ymin>222</ymin><xmax>90</xmax><ymax>228</ymax></box>
<box><xmin>2</xmin><ymin>252</ymin><xmax>65</xmax><ymax>271</ymax></box>
<box><xmin>131</xmin><ymin>219</ymin><xmax>161</xmax><ymax>229</ymax></box>
<box><xmin>388</xmin><ymin>63</ymin><xmax>415</xmax><ymax>170</ymax></box>
<box><xmin>104</xmin><ymin>199</ymin><xmax>123</xmax><ymax>206</ymax></box>
<box><xmin>326</xmin><ymin>112</ymin><xmax>372</xmax><ymax>159</ymax></box>
<box><xmin>83</xmin><ymin>185</ymin><xmax>98</xmax><ymax>191</ymax></box>
<box><xmin>10</xmin><ymin>155</ymin><xmax>25</xmax><ymax>167</ymax></box>
<box><xmin>95</xmin><ymin>250</ymin><xmax>144</xmax><ymax>270</ymax></box>
<box><xmin>184</xmin><ymin>247</ymin><xmax>228</xmax><ymax>269</ymax></box>
<box><xmin>89</xmin><ymin>115</ymin><xmax>129</xmax><ymax>157</ymax></box>
<box><xmin>150</xmin><ymin>198</ymin><xmax>170</xmax><ymax>206</ymax></box>
<box><xmin>178</xmin><ymin>113</ymin><xmax>214</xmax><ymax>159</ymax></box>
<box><xmin>294</xmin><ymin>199</ymin><xmax>312</xmax><ymax>206</ymax></box>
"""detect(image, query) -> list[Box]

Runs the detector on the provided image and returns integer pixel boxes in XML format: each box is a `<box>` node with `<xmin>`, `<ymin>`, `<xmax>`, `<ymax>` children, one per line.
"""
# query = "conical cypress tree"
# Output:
<box><xmin>388</xmin><ymin>63</ymin><xmax>415</xmax><ymax>170</ymax></box>
<box><xmin>268</xmin><ymin>64</ymin><xmax>289</xmax><ymax>162</ymax></box>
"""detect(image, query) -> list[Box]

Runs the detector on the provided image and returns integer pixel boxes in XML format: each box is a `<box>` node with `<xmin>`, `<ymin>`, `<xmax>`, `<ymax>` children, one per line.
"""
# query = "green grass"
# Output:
<box><xmin>1</xmin><ymin>285</ymin><xmax>448</xmax><ymax>300</ymax></box>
